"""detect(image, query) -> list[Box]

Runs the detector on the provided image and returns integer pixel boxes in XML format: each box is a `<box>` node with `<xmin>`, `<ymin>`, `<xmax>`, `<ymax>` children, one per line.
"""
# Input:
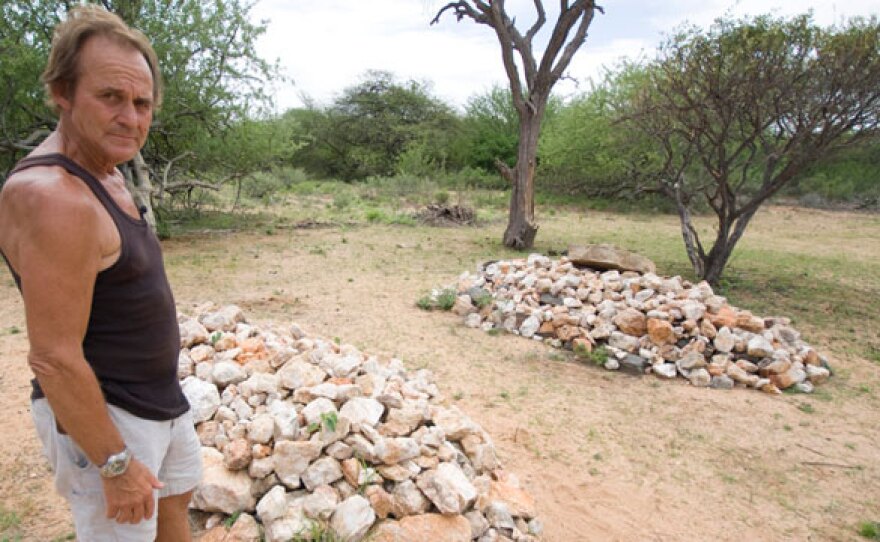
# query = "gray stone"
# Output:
<box><xmin>653</xmin><ymin>363</ymin><xmax>677</xmax><ymax>379</ymax></box>
<box><xmin>181</xmin><ymin>377</ymin><xmax>221</xmax><ymax>423</ymax></box>
<box><xmin>339</xmin><ymin>397</ymin><xmax>385</xmax><ymax>427</ymax></box>
<box><xmin>710</xmin><ymin>375</ymin><xmax>735</xmax><ymax>390</ymax></box>
<box><xmin>688</xmin><ymin>368</ymin><xmax>711</xmax><ymax>387</ymax></box>
<box><xmin>301</xmin><ymin>457</ymin><xmax>343</xmax><ymax>490</ymax></box>
<box><xmin>416</xmin><ymin>462</ymin><xmax>477</xmax><ymax>515</ymax></box>
<box><xmin>330</xmin><ymin>495</ymin><xmax>375</xmax><ymax>542</ymax></box>
<box><xmin>619</xmin><ymin>355</ymin><xmax>648</xmax><ymax>376</ymax></box>
<box><xmin>747</xmin><ymin>336</ymin><xmax>774</xmax><ymax>358</ymax></box>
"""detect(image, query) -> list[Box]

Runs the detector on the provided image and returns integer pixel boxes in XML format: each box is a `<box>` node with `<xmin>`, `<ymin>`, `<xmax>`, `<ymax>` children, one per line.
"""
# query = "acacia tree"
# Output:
<box><xmin>291</xmin><ymin>71</ymin><xmax>458</xmax><ymax>181</ymax></box>
<box><xmin>627</xmin><ymin>14</ymin><xmax>880</xmax><ymax>284</ymax></box>
<box><xmin>432</xmin><ymin>1</ymin><xmax>601</xmax><ymax>248</ymax></box>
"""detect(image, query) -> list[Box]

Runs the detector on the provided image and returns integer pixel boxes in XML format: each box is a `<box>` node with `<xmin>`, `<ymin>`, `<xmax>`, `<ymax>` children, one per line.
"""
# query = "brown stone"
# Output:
<box><xmin>368</xmin><ymin>514</ymin><xmax>472</xmax><ymax>542</ymax></box>
<box><xmin>613</xmin><ymin>308</ymin><xmax>647</xmax><ymax>337</ymax></box>
<box><xmin>759</xmin><ymin>358</ymin><xmax>791</xmax><ymax>376</ymax></box>
<box><xmin>699</xmin><ymin>318</ymin><xmax>717</xmax><ymax>339</ymax></box>
<box><xmin>537</xmin><ymin>321</ymin><xmax>555</xmax><ymax>336</ymax></box>
<box><xmin>804</xmin><ymin>349</ymin><xmax>820</xmax><ymax>366</ymax></box>
<box><xmin>707</xmin><ymin>305</ymin><xmax>738</xmax><ymax>328</ymax></box>
<box><xmin>223</xmin><ymin>438</ymin><xmax>252</xmax><ymax>471</ymax></box>
<box><xmin>476</xmin><ymin>479</ymin><xmax>537</xmax><ymax>519</ymax></box>
<box><xmin>198</xmin><ymin>526</ymin><xmax>230</xmax><ymax>542</ymax></box>
<box><xmin>341</xmin><ymin>457</ymin><xmax>361</xmax><ymax>488</ymax></box>
<box><xmin>647</xmin><ymin>318</ymin><xmax>675</xmax><ymax>346</ymax></box>
<box><xmin>366</xmin><ymin>485</ymin><xmax>395</xmax><ymax>519</ymax></box>
<box><xmin>556</xmin><ymin>324</ymin><xmax>582</xmax><ymax>342</ymax></box>
<box><xmin>572</xmin><ymin>337</ymin><xmax>592</xmax><ymax>354</ymax></box>
<box><xmin>735</xmin><ymin>311</ymin><xmax>765</xmax><ymax>332</ymax></box>
<box><xmin>568</xmin><ymin>244</ymin><xmax>656</xmax><ymax>274</ymax></box>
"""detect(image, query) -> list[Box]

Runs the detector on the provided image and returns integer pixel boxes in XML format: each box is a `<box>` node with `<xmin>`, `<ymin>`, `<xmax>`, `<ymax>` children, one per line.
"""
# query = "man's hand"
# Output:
<box><xmin>101</xmin><ymin>458</ymin><xmax>164</xmax><ymax>524</ymax></box>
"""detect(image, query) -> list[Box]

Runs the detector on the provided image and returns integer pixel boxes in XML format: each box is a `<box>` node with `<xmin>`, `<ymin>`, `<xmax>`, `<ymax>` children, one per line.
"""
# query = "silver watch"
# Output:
<box><xmin>98</xmin><ymin>447</ymin><xmax>132</xmax><ymax>478</ymax></box>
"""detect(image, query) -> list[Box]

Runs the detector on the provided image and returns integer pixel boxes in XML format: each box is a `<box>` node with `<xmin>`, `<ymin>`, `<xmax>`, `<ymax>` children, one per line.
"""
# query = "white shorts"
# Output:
<box><xmin>31</xmin><ymin>398</ymin><xmax>203</xmax><ymax>541</ymax></box>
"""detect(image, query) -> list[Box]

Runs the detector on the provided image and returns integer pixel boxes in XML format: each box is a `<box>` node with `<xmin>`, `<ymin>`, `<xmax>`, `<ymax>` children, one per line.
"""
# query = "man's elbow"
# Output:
<box><xmin>27</xmin><ymin>350</ymin><xmax>79</xmax><ymax>380</ymax></box>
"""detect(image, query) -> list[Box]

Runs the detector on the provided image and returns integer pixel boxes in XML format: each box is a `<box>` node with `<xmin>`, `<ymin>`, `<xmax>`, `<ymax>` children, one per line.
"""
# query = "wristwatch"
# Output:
<box><xmin>98</xmin><ymin>447</ymin><xmax>132</xmax><ymax>478</ymax></box>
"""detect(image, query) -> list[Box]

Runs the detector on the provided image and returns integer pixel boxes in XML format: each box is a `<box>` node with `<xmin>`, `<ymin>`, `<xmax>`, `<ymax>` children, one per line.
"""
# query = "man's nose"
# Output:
<box><xmin>117</xmin><ymin>101</ymin><xmax>137</xmax><ymax>125</ymax></box>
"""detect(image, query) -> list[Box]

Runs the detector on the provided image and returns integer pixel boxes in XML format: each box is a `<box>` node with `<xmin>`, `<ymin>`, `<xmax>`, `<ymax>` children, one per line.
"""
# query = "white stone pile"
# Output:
<box><xmin>442</xmin><ymin>253</ymin><xmax>831</xmax><ymax>394</ymax></box>
<box><xmin>178</xmin><ymin>304</ymin><xmax>542</xmax><ymax>542</ymax></box>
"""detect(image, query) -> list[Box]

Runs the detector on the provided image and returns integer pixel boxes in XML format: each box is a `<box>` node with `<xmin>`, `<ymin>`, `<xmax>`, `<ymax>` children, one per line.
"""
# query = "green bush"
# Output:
<box><xmin>241</xmin><ymin>171</ymin><xmax>284</xmax><ymax>201</ymax></box>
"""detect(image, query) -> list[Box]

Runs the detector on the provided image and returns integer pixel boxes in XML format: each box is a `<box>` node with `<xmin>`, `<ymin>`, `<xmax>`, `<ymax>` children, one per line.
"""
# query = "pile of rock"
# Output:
<box><xmin>178</xmin><ymin>304</ymin><xmax>542</xmax><ymax>542</ymax></box>
<box><xmin>441</xmin><ymin>250</ymin><xmax>831</xmax><ymax>394</ymax></box>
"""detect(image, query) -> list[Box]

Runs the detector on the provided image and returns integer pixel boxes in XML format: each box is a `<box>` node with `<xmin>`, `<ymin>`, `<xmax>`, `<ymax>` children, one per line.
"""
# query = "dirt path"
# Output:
<box><xmin>1</xmin><ymin>207</ymin><xmax>878</xmax><ymax>541</ymax></box>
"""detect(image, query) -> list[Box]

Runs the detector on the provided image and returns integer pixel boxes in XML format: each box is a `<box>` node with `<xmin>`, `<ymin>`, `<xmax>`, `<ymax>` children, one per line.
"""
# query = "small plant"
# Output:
<box><xmin>575</xmin><ymin>343</ymin><xmax>608</xmax><ymax>366</ymax></box>
<box><xmin>798</xmin><ymin>402</ymin><xmax>816</xmax><ymax>414</ymax></box>
<box><xmin>471</xmin><ymin>289</ymin><xmax>494</xmax><ymax>309</ymax></box>
<box><xmin>365</xmin><ymin>208</ymin><xmax>387</xmax><ymax>223</ymax></box>
<box><xmin>308</xmin><ymin>411</ymin><xmax>339</xmax><ymax>434</ymax></box>
<box><xmin>416</xmin><ymin>295</ymin><xmax>434</xmax><ymax>311</ymax></box>
<box><xmin>0</xmin><ymin>505</ymin><xmax>21</xmax><ymax>533</ymax></box>
<box><xmin>415</xmin><ymin>287</ymin><xmax>457</xmax><ymax>311</ymax></box>
<box><xmin>223</xmin><ymin>511</ymin><xmax>241</xmax><ymax>528</ymax></box>
<box><xmin>290</xmin><ymin>521</ymin><xmax>342</xmax><ymax>542</ymax></box>
<box><xmin>434</xmin><ymin>190</ymin><xmax>450</xmax><ymax>205</ymax></box>
<box><xmin>209</xmin><ymin>331</ymin><xmax>222</xmax><ymax>346</ymax></box>
<box><xmin>859</xmin><ymin>521</ymin><xmax>880</xmax><ymax>540</ymax></box>
<box><xmin>435</xmin><ymin>288</ymin><xmax>457</xmax><ymax>311</ymax></box>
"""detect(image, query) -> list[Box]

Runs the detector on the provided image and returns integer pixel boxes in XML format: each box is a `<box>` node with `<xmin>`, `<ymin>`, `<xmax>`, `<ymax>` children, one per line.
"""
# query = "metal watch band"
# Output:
<box><xmin>98</xmin><ymin>446</ymin><xmax>132</xmax><ymax>478</ymax></box>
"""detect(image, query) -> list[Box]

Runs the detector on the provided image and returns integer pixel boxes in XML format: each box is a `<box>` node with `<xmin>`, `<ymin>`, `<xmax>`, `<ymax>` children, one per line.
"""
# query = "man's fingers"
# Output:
<box><xmin>145</xmin><ymin>491</ymin><xmax>156</xmax><ymax>520</ymax></box>
<box><xmin>105</xmin><ymin>504</ymin><xmax>119</xmax><ymax>519</ymax></box>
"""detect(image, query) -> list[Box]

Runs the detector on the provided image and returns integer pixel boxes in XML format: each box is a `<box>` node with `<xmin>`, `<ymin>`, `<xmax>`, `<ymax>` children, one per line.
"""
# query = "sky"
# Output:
<box><xmin>249</xmin><ymin>0</ymin><xmax>878</xmax><ymax>112</ymax></box>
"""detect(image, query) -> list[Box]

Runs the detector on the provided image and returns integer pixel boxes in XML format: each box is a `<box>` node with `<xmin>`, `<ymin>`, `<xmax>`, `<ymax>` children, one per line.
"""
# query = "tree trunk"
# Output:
<box><xmin>700</xmin><ymin>207</ymin><xmax>760</xmax><ymax>285</ymax></box>
<box><xmin>502</xmin><ymin>109</ymin><xmax>542</xmax><ymax>249</ymax></box>
<box><xmin>123</xmin><ymin>151</ymin><xmax>157</xmax><ymax>231</ymax></box>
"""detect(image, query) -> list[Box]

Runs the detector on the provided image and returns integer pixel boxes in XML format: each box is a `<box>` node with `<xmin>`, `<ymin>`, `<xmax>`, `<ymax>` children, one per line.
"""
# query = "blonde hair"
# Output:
<box><xmin>42</xmin><ymin>4</ymin><xmax>162</xmax><ymax>112</ymax></box>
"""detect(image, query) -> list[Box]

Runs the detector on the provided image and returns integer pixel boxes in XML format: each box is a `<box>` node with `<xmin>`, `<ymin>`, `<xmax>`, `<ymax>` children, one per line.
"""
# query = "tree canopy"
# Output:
<box><xmin>290</xmin><ymin>71</ymin><xmax>459</xmax><ymax>181</ymax></box>
<box><xmin>620</xmin><ymin>13</ymin><xmax>880</xmax><ymax>284</ymax></box>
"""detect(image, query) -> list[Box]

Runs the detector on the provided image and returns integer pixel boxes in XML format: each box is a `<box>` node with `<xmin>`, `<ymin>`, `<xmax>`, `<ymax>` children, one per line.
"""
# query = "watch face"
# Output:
<box><xmin>101</xmin><ymin>449</ymin><xmax>131</xmax><ymax>477</ymax></box>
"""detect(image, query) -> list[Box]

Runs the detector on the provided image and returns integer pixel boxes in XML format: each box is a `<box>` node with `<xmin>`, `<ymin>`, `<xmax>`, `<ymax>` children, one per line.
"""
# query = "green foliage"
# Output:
<box><xmin>291</xmin><ymin>71</ymin><xmax>460</xmax><ymax>181</ymax></box>
<box><xmin>436</xmin><ymin>289</ymin><xmax>457</xmax><ymax>311</ymax></box>
<box><xmin>434</xmin><ymin>190</ymin><xmax>451</xmax><ymax>205</ymax></box>
<box><xmin>454</xmin><ymin>85</ymin><xmax>519</xmax><ymax>174</ymax></box>
<box><xmin>291</xmin><ymin>523</ymin><xmax>344</xmax><ymax>542</ymax></box>
<box><xmin>539</xmin><ymin>64</ymin><xmax>662</xmax><ymax>198</ymax></box>
<box><xmin>620</xmin><ymin>12</ymin><xmax>880</xmax><ymax>283</ymax></box>
<box><xmin>416</xmin><ymin>288</ymin><xmax>457</xmax><ymax>311</ymax></box>
<box><xmin>787</xmin><ymin>140</ymin><xmax>880</xmax><ymax>208</ymax></box>
<box><xmin>471</xmin><ymin>290</ymin><xmax>494</xmax><ymax>309</ymax></box>
<box><xmin>223</xmin><ymin>511</ymin><xmax>241</xmax><ymax>528</ymax></box>
<box><xmin>0</xmin><ymin>505</ymin><xmax>22</xmax><ymax>541</ymax></box>
<box><xmin>308</xmin><ymin>412</ymin><xmax>338</xmax><ymax>434</ymax></box>
<box><xmin>860</xmin><ymin>521</ymin><xmax>880</xmax><ymax>539</ymax></box>
<box><xmin>575</xmin><ymin>344</ymin><xmax>609</xmax><ymax>366</ymax></box>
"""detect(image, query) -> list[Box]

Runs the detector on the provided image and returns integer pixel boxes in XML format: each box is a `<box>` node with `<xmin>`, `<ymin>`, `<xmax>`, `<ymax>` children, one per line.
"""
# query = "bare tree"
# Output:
<box><xmin>432</xmin><ymin>1</ymin><xmax>601</xmax><ymax>249</ymax></box>
<box><xmin>626</xmin><ymin>14</ymin><xmax>880</xmax><ymax>284</ymax></box>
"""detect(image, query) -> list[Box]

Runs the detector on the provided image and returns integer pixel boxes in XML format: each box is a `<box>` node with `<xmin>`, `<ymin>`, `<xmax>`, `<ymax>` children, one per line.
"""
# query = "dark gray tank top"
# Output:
<box><xmin>1</xmin><ymin>153</ymin><xmax>188</xmax><ymax>421</ymax></box>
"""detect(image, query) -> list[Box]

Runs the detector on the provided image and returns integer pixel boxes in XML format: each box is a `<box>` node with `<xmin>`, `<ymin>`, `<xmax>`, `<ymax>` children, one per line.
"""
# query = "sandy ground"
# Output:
<box><xmin>1</xmin><ymin>206</ymin><xmax>878</xmax><ymax>541</ymax></box>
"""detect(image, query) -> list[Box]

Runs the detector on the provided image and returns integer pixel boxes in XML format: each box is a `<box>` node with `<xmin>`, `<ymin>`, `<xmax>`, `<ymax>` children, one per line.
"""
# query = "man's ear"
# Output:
<box><xmin>50</xmin><ymin>82</ymin><xmax>72</xmax><ymax>112</ymax></box>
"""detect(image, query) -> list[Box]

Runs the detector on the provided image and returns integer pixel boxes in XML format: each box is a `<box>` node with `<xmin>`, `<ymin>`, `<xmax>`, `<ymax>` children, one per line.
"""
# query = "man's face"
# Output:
<box><xmin>55</xmin><ymin>35</ymin><xmax>154</xmax><ymax>166</ymax></box>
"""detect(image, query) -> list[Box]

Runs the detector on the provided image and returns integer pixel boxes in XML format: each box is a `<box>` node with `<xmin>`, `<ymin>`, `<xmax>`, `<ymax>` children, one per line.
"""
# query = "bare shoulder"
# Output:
<box><xmin>0</xmin><ymin>165</ymin><xmax>102</xmax><ymax>269</ymax></box>
<box><xmin>1</xmin><ymin>165</ymin><xmax>99</xmax><ymax>222</ymax></box>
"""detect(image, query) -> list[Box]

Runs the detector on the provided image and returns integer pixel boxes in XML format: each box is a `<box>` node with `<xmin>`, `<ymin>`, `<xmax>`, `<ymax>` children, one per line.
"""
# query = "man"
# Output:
<box><xmin>0</xmin><ymin>6</ymin><xmax>201</xmax><ymax>541</ymax></box>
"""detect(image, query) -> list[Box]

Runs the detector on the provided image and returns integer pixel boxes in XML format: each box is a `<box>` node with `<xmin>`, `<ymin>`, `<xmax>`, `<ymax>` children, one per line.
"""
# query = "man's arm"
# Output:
<box><xmin>2</xmin><ymin>176</ymin><xmax>163</xmax><ymax>524</ymax></box>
